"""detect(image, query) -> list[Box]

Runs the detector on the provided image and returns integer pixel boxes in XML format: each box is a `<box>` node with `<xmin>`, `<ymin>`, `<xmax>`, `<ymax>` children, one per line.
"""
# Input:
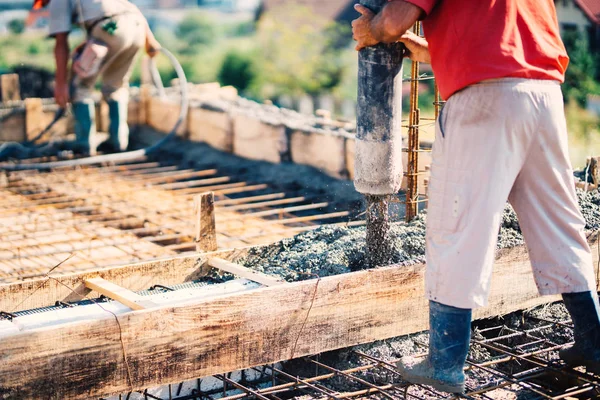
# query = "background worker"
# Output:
<box><xmin>38</xmin><ymin>0</ymin><xmax>161</xmax><ymax>154</ymax></box>
<box><xmin>352</xmin><ymin>0</ymin><xmax>600</xmax><ymax>394</ymax></box>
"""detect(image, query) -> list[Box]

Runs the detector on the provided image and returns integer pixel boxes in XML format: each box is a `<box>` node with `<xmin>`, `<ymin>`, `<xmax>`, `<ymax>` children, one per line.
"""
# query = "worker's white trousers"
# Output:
<box><xmin>73</xmin><ymin>12</ymin><xmax>146</xmax><ymax>103</ymax></box>
<box><xmin>425</xmin><ymin>78</ymin><xmax>596</xmax><ymax>309</ymax></box>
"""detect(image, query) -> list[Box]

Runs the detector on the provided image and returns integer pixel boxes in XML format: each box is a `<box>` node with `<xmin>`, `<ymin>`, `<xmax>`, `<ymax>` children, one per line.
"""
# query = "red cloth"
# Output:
<box><xmin>402</xmin><ymin>0</ymin><xmax>569</xmax><ymax>99</ymax></box>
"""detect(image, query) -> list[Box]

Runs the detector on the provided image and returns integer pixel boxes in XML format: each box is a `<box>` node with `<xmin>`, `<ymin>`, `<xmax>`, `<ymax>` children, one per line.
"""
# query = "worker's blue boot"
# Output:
<box><xmin>396</xmin><ymin>301</ymin><xmax>472</xmax><ymax>393</ymax></box>
<box><xmin>560</xmin><ymin>291</ymin><xmax>600</xmax><ymax>374</ymax></box>
<box><xmin>72</xmin><ymin>101</ymin><xmax>97</xmax><ymax>156</ymax></box>
<box><xmin>107</xmin><ymin>100</ymin><xmax>129</xmax><ymax>152</ymax></box>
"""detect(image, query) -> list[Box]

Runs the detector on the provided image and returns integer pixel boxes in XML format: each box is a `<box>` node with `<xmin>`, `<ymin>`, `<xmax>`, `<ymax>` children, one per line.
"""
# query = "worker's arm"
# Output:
<box><xmin>144</xmin><ymin>22</ymin><xmax>161</xmax><ymax>58</ymax></box>
<box><xmin>54</xmin><ymin>32</ymin><xmax>70</xmax><ymax>108</ymax></box>
<box><xmin>352</xmin><ymin>0</ymin><xmax>426</xmax><ymax>54</ymax></box>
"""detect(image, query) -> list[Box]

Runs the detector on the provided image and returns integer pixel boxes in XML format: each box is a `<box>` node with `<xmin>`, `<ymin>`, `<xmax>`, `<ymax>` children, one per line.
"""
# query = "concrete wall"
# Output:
<box><xmin>290</xmin><ymin>129</ymin><xmax>348</xmax><ymax>179</ymax></box>
<box><xmin>135</xmin><ymin>85</ymin><xmax>433</xmax><ymax>188</ymax></box>
<box><xmin>232</xmin><ymin>113</ymin><xmax>287</xmax><ymax>163</ymax></box>
<box><xmin>0</xmin><ymin>84</ymin><xmax>433</xmax><ymax>194</ymax></box>
<box><xmin>189</xmin><ymin>107</ymin><xmax>233</xmax><ymax>152</ymax></box>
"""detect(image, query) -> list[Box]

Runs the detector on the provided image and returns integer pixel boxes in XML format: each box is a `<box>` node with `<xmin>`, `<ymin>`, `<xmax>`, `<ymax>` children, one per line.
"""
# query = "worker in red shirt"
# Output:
<box><xmin>352</xmin><ymin>0</ymin><xmax>600</xmax><ymax>394</ymax></box>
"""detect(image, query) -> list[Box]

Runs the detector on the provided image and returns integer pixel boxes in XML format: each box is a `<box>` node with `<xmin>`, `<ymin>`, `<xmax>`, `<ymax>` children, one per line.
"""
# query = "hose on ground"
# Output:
<box><xmin>0</xmin><ymin>108</ymin><xmax>66</xmax><ymax>159</ymax></box>
<box><xmin>0</xmin><ymin>47</ymin><xmax>188</xmax><ymax>171</ymax></box>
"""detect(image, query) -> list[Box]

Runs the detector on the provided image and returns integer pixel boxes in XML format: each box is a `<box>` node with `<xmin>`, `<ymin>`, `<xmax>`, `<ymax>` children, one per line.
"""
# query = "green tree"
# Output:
<box><xmin>27</xmin><ymin>42</ymin><xmax>41</xmax><ymax>55</ymax></box>
<box><xmin>251</xmin><ymin>5</ymin><xmax>346</xmax><ymax>99</ymax></box>
<box><xmin>176</xmin><ymin>13</ymin><xmax>219</xmax><ymax>48</ymax></box>
<box><xmin>7</xmin><ymin>19</ymin><xmax>25</xmax><ymax>35</ymax></box>
<box><xmin>562</xmin><ymin>30</ymin><xmax>600</xmax><ymax>106</ymax></box>
<box><xmin>218</xmin><ymin>50</ymin><xmax>257</xmax><ymax>92</ymax></box>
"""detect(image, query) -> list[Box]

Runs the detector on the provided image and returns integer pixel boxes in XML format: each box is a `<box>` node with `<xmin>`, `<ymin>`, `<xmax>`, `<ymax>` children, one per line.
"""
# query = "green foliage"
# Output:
<box><xmin>562</xmin><ymin>30</ymin><xmax>600</xmax><ymax>107</ymax></box>
<box><xmin>251</xmin><ymin>5</ymin><xmax>347</xmax><ymax>98</ymax></box>
<box><xmin>7</xmin><ymin>19</ymin><xmax>25</xmax><ymax>35</ymax></box>
<box><xmin>565</xmin><ymin>101</ymin><xmax>600</xmax><ymax>167</ymax></box>
<box><xmin>217</xmin><ymin>49</ymin><xmax>257</xmax><ymax>92</ymax></box>
<box><xmin>176</xmin><ymin>13</ymin><xmax>219</xmax><ymax>48</ymax></box>
<box><xmin>223</xmin><ymin>20</ymin><xmax>255</xmax><ymax>37</ymax></box>
<box><xmin>27</xmin><ymin>42</ymin><xmax>41</xmax><ymax>55</ymax></box>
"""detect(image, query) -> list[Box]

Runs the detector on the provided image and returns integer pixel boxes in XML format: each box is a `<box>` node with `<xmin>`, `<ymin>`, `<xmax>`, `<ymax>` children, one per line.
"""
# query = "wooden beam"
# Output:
<box><xmin>208</xmin><ymin>257</ymin><xmax>285</xmax><ymax>286</ymax></box>
<box><xmin>0</xmin><ymin>247</ymin><xmax>250</xmax><ymax>313</ymax></box>
<box><xmin>0</xmin><ymin>73</ymin><xmax>20</xmax><ymax>102</ymax></box>
<box><xmin>0</xmin><ymin>235</ymin><xmax>597</xmax><ymax>399</ymax></box>
<box><xmin>24</xmin><ymin>98</ymin><xmax>43</xmax><ymax>142</ymax></box>
<box><xmin>195</xmin><ymin>192</ymin><xmax>217</xmax><ymax>252</ymax></box>
<box><xmin>84</xmin><ymin>277</ymin><xmax>158</xmax><ymax>310</ymax></box>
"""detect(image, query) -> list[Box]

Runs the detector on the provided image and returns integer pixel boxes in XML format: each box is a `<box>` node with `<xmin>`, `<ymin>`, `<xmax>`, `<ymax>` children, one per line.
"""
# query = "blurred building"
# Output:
<box><xmin>555</xmin><ymin>0</ymin><xmax>600</xmax><ymax>52</ymax></box>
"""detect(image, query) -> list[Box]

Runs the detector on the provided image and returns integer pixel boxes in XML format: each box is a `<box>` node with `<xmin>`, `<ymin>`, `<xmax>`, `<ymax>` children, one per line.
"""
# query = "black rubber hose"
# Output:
<box><xmin>0</xmin><ymin>47</ymin><xmax>188</xmax><ymax>171</ymax></box>
<box><xmin>0</xmin><ymin>140</ymin><xmax>60</xmax><ymax>160</ymax></box>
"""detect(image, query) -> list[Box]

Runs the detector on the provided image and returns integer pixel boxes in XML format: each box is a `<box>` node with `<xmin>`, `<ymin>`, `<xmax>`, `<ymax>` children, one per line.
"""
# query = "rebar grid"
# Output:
<box><xmin>0</xmin><ymin>157</ymin><xmax>362</xmax><ymax>281</ymax></box>
<box><xmin>112</xmin><ymin>309</ymin><xmax>598</xmax><ymax>400</ymax></box>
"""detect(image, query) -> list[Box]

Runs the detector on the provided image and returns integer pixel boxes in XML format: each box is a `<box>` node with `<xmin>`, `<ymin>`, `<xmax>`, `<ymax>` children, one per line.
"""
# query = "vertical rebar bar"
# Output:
<box><xmin>405</xmin><ymin>22</ymin><xmax>421</xmax><ymax>222</ymax></box>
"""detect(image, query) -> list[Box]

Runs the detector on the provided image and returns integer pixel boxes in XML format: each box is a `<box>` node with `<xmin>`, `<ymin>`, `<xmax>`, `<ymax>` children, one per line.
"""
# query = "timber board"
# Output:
<box><xmin>0</xmin><ymin>234</ymin><xmax>598</xmax><ymax>399</ymax></box>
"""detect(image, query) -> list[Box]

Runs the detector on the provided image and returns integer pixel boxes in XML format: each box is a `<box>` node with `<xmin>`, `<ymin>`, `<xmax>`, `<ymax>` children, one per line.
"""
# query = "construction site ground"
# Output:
<box><xmin>1</xmin><ymin>127</ymin><xmax>600</xmax><ymax>399</ymax></box>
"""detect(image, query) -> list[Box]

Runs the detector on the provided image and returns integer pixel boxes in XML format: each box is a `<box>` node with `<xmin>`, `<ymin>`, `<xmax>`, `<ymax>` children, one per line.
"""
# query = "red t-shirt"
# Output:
<box><xmin>402</xmin><ymin>0</ymin><xmax>569</xmax><ymax>99</ymax></box>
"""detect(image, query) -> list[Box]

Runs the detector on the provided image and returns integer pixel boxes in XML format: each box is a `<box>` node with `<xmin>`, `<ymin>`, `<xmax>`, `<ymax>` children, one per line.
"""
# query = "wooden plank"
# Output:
<box><xmin>0</xmin><ymin>73</ymin><xmax>20</xmax><ymax>102</ymax></box>
<box><xmin>0</xmin><ymin>236</ymin><xmax>597</xmax><ymax>399</ymax></box>
<box><xmin>194</xmin><ymin>192</ymin><xmax>217</xmax><ymax>252</ymax></box>
<box><xmin>84</xmin><ymin>277</ymin><xmax>158</xmax><ymax>310</ymax></box>
<box><xmin>24</xmin><ymin>98</ymin><xmax>43</xmax><ymax>142</ymax></box>
<box><xmin>0</xmin><ymin>247</ymin><xmax>249</xmax><ymax>313</ymax></box>
<box><xmin>208</xmin><ymin>257</ymin><xmax>285</xmax><ymax>286</ymax></box>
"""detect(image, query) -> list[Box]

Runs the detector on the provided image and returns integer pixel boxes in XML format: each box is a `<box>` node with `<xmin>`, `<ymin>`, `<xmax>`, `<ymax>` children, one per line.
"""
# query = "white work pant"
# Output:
<box><xmin>425</xmin><ymin>78</ymin><xmax>596</xmax><ymax>309</ymax></box>
<box><xmin>73</xmin><ymin>12</ymin><xmax>146</xmax><ymax>104</ymax></box>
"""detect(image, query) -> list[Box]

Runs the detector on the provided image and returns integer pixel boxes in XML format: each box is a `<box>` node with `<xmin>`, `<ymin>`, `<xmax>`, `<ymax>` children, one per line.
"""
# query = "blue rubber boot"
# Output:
<box><xmin>396</xmin><ymin>301</ymin><xmax>472</xmax><ymax>393</ymax></box>
<box><xmin>107</xmin><ymin>100</ymin><xmax>129</xmax><ymax>152</ymax></box>
<box><xmin>72</xmin><ymin>101</ymin><xmax>97</xmax><ymax>155</ymax></box>
<box><xmin>560</xmin><ymin>291</ymin><xmax>600</xmax><ymax>374</ymax></box>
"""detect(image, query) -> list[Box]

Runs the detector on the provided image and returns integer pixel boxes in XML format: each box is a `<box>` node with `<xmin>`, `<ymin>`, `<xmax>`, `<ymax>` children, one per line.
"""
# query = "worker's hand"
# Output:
<box><xmin>352</xmin><ymin>4</ymin><xmax>379</xmax><ymax>51</ymax></box>
<box><xmin>398</xmin><ymin>30</ymin><xmax>431</xmax><ymax>63</ymax></box>
<box><xmin>145</xmin><ymin>36</ymin><xmax>161</xmax><ymax>58</ymax></box>
<box><xmin>54</xmin><ymin>81</ymin><xmax>69</xmax><ymax>108</ymax></box>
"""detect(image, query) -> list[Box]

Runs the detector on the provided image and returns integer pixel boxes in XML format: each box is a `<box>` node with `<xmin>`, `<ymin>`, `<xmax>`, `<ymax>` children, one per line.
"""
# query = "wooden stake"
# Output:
<box><xmin>194</xmin><ymin>192</ymin><xmax>217</xmax><ymax>252</ymax></box>
<box><xmin>24</xmin><ymin>98</ymin><xmax>43</xmax><ymax>142</ymax></box>
<box><xmin>0</xmin><ymin>73</ymin><xmax>20</xmax><ymax>102</ymax></box>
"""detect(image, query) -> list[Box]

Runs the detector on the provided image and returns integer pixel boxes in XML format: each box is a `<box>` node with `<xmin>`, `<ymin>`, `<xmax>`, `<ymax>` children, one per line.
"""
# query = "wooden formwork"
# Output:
<box><xmin>0</xmin><ymin>232</ymin><xmax>597</xmax><ymax>399</ymax></box>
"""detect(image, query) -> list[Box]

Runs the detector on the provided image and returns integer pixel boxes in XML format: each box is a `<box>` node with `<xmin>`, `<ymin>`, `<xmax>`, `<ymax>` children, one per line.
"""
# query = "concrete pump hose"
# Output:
<box><xmin>0</xmin><ymin>47</ymin><xmax>188</xmax><ymax>171</ymax></box>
